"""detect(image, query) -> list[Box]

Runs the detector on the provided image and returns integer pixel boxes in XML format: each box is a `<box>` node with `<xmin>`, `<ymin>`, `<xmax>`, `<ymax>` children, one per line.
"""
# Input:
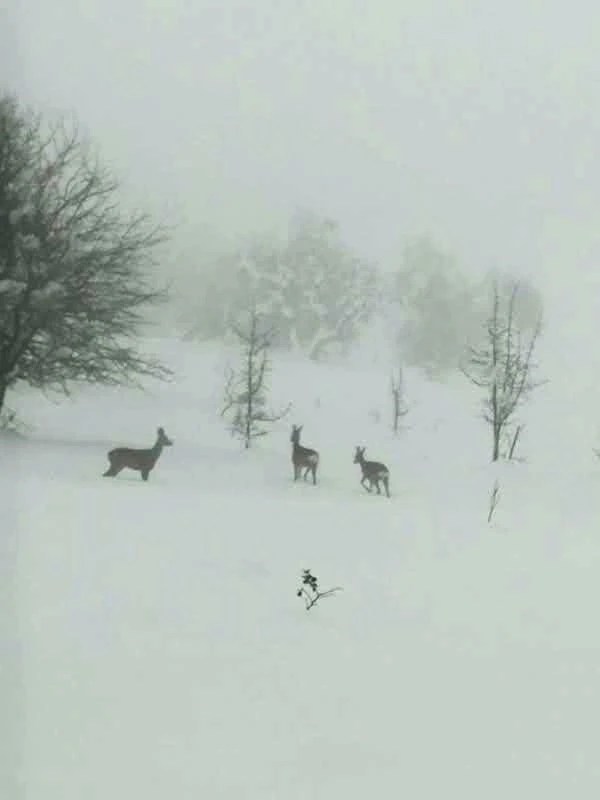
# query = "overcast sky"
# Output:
<box><xmin>8</xmin><ymin>1</ymin><xmax>600</xmax><ymax>349</ymax></box>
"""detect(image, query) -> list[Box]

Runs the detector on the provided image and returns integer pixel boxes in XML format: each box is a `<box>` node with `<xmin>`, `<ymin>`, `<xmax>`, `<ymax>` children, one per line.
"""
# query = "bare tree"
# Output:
<box><xmin>0</xmin><ymin>93</ymin><xmax>171</xmax><ymax>413</ymax></box>
<box><xmin>390</xmin><ymin>367</ymin><xmax>409</xmax><ymax>435</ymax></box>
<box><xmin>221</xmin><ymin>306</ymin><xmax>290</xmax><ymax>448</ymax></box>
<box><xmin>462</xmin><ymin>280</ymin><xmax>543</xmax><ymax>462</ymax></box>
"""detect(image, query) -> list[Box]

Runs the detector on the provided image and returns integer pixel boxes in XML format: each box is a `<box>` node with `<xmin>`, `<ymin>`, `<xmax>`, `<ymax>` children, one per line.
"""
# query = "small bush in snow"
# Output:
<box><xmin>296</xmin><ymin>569</ymin><xmax>343</xmax><ymax>611</ymax></box>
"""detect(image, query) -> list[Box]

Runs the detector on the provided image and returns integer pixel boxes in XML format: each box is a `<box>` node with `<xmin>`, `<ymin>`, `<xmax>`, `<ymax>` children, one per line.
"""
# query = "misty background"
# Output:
<box><xmin>6</xmin><ymin>1</ymin><xmax>600</xmax><ymax>378</ymax></box>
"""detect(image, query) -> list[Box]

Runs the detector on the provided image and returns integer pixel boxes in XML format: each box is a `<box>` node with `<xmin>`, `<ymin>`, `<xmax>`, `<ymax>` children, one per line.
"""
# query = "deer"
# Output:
<box><xmin>353</xmin><ymin>446</ymin><xmax>390</xmax><ymax>497</ymax></box>
<box><xmin>102</xmin><ymin>426</ymin><xmax>173</xmax><ymax>481</ymax></box>
<box><xmin>290</xmin><ymin>425</ymin><xmax>319</xmax><ymax>485</ymax></box>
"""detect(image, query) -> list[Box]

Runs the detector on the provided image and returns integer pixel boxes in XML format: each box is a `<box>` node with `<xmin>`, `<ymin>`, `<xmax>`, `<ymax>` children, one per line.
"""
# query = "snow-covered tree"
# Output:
<box><xmin>278</xmin><ymin>211</ymin><xmax>380</xmax><ymax>359</ymax></box>
<box><xmin>462</xmin><ymin>280</ymin><xmax>543</xmax><ymax>462</ymax></box>
<box><xmin>187</xmin><ymin>211</ymin><xmax>380</xmax><ymax>360</ymax></box>
<box><xmin>0</xmin><ymin>93</ymin><xmax>170</xmax><ymax>412</ymax></box>
<box><xmin>390</xmin><ymin>237</ymin><xmax>545</xmax><ymax>380</ymax></box>
<box><xmin>391</xmin><ymin>236</ymin><xmax>480</xmax><ymax>377</ymax></box>
<box><xmin>221</xmin><ymin>305</ymin><xmax>289</xmax><ymax>448</ymax></box>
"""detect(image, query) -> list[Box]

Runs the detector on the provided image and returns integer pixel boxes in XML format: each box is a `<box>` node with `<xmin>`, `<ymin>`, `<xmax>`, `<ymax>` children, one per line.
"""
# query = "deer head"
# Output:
<box><xmin>353</xmin><ymin>446</ymin><xmax>366</xmax><ymax>464</ymax></box>
<box><xmin>291</xmin><ymin>425</ymin><xmax>303</xmax><ymax>444</ymax></box>
<box><xmin>157</xmin><ymin>427</ymin><xmax>173</xmax><ymax>447</ymax></box>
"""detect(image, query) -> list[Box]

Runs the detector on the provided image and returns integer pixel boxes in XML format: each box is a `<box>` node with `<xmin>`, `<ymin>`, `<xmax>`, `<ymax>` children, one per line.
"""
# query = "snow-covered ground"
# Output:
<box><xmin>2</xmin><ymin>337</ymin><xmax>600</xmax><ymax>799</ymax></box>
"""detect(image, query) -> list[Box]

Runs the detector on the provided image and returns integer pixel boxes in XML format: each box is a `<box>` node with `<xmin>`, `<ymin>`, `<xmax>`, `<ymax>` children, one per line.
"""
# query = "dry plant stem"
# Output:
<box><xmin>390</xmin><ymin>369</ymin><xmax>409</xmax><ymax>435</ymax></box>
<box><xmin>488</xmin><ymin>480</ymin><xmax>500</xmax><ymax>523</ymax></box>
<box><xmin>300</xmin><ymin>586</ymin><xmax>343</xmax><ymax>611</ymax></box>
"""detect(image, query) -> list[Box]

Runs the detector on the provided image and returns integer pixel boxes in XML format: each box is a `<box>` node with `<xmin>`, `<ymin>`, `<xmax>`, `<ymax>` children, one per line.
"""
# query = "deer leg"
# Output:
<box><xmin>141</xmin><ymin>469</ymin><xmax>149</xmax><ymax>481</ymax></box>
<box><xmin>383</xmin><ymin>477</ymin><xmax>390</xmax><ymax>498</ymax></box>
<box><xmin>311</xmin><ymin>465</ymin><xmax>317</xmax><ymax>485</ymax></box>
<box><xmin>103</xmin><ymin>459</ymin><xmax>120</xmax><ymax>477</ymax></box>
<box><xmin>360</xmin><ymin>476</ymin><xmax>371</xmax><ymax>493</ymax></box>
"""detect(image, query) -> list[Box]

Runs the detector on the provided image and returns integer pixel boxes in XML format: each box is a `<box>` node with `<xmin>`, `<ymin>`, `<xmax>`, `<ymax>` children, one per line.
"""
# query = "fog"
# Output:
<box><xmin>10</xmin><ymin>0</ymin><xmax>600</xmax><ymax>359</ymax></box>
<box><xmin>4</xmin><ymin>9</ymin><xmax>600</xmax><ymax>794</ymax></box>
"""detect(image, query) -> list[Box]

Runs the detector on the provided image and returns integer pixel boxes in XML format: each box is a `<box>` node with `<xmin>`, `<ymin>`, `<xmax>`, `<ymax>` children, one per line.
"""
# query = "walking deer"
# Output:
<box><xmin>291</xmin><ymin>425</ymin><xmax>319</xmax><ymax>485</ymax></box>
<box><xmin>103</xmin><ymin>426</ymin><xmax>173</xmax><ymax>481</ymax></box>
<box><xmin>353</xmin><ymin>446</ymin><xmax>390</xmax><ymax>497</ymax></box>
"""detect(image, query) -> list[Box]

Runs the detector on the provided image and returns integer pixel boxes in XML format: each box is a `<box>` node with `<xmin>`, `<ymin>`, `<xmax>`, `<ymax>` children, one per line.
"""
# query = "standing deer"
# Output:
<box><xmin>290</xmin><ymin>425</ymin><xmax>319</xmax><ymax>485</ymax></box>
<box><xmin>353</xmin><ymin>446</ymin><xmax>390</xmax><ymax>497</ymax></box>
<box><xmin>103</xmin><ymin>426</ymin><xmax>173</xmax><ymax>481</ymax></box>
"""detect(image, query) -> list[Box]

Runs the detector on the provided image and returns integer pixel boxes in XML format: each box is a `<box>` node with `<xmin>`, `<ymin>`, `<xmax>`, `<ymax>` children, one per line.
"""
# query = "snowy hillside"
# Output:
<box><xmin>2</xmin><ymin>337</ymin><xmax>600</xmax><ymax>799</ymax></box>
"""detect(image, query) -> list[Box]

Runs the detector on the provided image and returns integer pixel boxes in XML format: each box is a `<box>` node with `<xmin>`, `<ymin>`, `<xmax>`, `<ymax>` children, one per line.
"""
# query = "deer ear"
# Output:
<box><xmin>158</xmin><ymin>427</ymin><xmax>164</xmax><ymax>434</ymax></box>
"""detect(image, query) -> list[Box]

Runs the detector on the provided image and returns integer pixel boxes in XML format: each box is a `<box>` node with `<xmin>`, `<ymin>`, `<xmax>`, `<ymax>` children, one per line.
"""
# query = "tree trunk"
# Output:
<box><xmin>492</xmin><ymin>423</ymin><xmax>500</xmax><ymax>462</ymax></box>
<box><xmin>490</xmin><ymin>379</ymin><xmax>499</xmax><ymax>461</ymax></box>
<box><xmin>244</xmin><ymin>324</ymin><xmax>255</xmax><ymax>449</ymax></box>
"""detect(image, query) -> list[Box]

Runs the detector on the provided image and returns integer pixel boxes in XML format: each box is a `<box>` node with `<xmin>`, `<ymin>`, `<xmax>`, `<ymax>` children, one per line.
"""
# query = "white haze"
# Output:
<box><xmin>12</xmin><ymin>2</ymin><xmax>599</xmax><ymax>403</ymax></box>
<box><xmin>13</xmin><ymin>5</ymin><xmax>600</xmax><ymax>277</ymax></box>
